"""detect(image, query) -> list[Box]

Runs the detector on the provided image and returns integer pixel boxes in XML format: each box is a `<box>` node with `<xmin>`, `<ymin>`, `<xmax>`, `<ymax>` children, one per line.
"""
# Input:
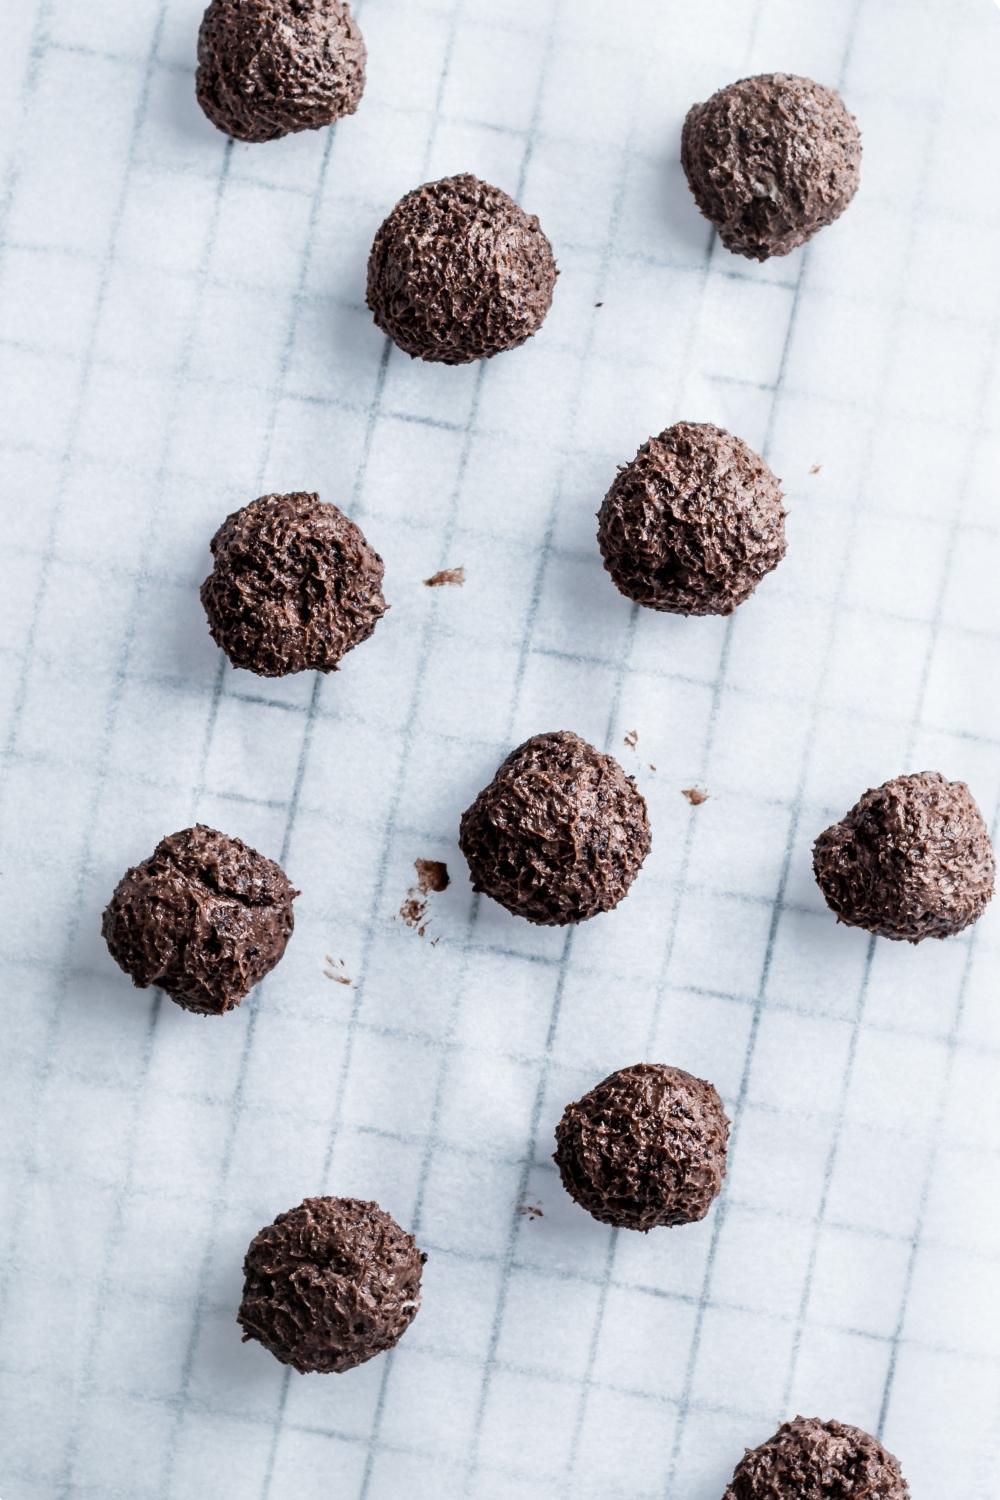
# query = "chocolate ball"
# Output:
<box><xmin>459</xmin><ymin>731</ymin><xmax>650</xmax><ymax>926</ymax></box>
<box><xmin>597</xmin><ymin>422</ymin><xmax>786</xmax><ymax>616</ymax></box>
<box><xmin>682</xmin><ymin>73</ymin><xmax>861</xmax><ymax>261</ymax></box>
<box><xmin>201</xmin><ymin>491</ymin><xmax>386</xmax><ymax>678</ymax></box>
<box><xmin>102</xmin><ymin>825</ymin><xmax>296</xmax><ymax>1015</ymax></box>
<box><xmin>237</xmin><ymin>1196</ymin><xmax>425</xmax><ymax>1373</ymax></box>
<box><xmin>723</xmin><ymin>1416</ymin><xmax>910</xmax><ymax>1500</ymax></box>
<box><xmin>366</xmin><ymin>173</ymin><xmax>557</xmax><ymax>364</ymax></box>
<box><xmin>196</xmin><ymin>0</ymin><xmax>366</xmax><ymax>144</ymax></box>
<box><xmin>554</xmin><ymin>1064</ymin><xmax>730</xmax><ymax>1231</ymax></box>
<box><xmin>814</xmin><ymin>771</ymin><xmax>995</xmax><ymax>943</ymax></box>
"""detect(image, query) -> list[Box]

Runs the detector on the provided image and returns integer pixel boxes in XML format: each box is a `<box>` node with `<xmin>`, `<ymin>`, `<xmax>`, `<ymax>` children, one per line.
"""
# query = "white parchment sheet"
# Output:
<box><xmin>2</xmin><ymin>0</ymin><xmax>999</xmax><ymax>1495</ymax></box>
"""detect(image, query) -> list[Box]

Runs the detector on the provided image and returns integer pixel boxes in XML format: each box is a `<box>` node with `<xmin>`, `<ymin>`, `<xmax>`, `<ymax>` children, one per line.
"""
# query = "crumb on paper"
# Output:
<box><xmin>648</xmin><ymin>764</ymin><xmax>657</xmax><ymax>773</ymax></box>
<box><xmin>323</xmin><ymin>954</ymin><xmax>352</xmax><ymax>985</ymax></box>
<box><xmin>518</xmin><ymin>1202</ymin><xmax>544</xmax><ymax>1220</ymax></box>
<box><xmin>424</xmin><ymin>567</ymin><xmax>465</xmax><ymax>588</ymax></box>
<box><xmin>414</xmin><ymin>859</ymin><xmax>449</xmax><ymax>894</ymax></box>
<box><xmin>623</xmin><ymin>728</ymin><xmax>638</xmax><ymax>749</ymax></box>
<box><xmin>809</xmin><ymin>463</ymin><xmax>822</xmax><ymax>475</ymax></box>
<box><xmin>398</xmin><ymin>860</ymin><xmax>450</xmax><ymax>935</ymax></box>
<box><xmin>682</xmin><ymin>786</ymin><xmax>709</xmax><ymax>806</ymax></box>
<box><xmin>595</xmin><ymin>301</ymin><xmax>603</xmax><ymax>308</ymax></box>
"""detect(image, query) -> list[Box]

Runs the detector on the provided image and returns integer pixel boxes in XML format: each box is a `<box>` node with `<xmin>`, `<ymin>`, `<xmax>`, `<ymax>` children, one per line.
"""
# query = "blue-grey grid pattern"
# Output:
<box><xmin>2</xmin><ymin>0</ymin><xmax>1000</xmax><ymax>1496</ymax></box>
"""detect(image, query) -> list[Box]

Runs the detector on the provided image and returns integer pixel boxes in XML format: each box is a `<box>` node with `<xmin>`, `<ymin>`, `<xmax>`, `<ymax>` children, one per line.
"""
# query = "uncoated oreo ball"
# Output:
<box><xmin>597</xmin><ymin>422</ymin><xmax>786</xmax><ymax>616</ymax></box>
<box><xmin>723</xmin><ymin>1416</ymin><xmax>911</xmax><ymax>1500</ymax></box>
<box><xmin>554</xmin><ymin>1064</ymin><xmax>730</xmax><ymax>1231</ymax></box>
<box><xmin>813</xmin><ymin>771</ymin><xmax>995</xmax><ymax>942</ymax></box>
<box><xmin>366</xmin><ymin>174</ymin><xmax>558</xmax><ymax>364</ymax></box>
<box><xmin>682</xmin><ymin>73</ymin><xmax>861</xmax><ymax>261</ymax></box>
<box><xmin>196</xmin><ymin>0</ymin><xmax>367</xmax><ymax>144</ymax></box>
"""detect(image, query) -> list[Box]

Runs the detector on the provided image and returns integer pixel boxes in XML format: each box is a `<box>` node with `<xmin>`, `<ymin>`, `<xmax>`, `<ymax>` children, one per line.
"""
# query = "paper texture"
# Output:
<box><xmin>2</xmin><ymin>0</ymin><xmax>999</xmax><ymax>1495</ymax></box>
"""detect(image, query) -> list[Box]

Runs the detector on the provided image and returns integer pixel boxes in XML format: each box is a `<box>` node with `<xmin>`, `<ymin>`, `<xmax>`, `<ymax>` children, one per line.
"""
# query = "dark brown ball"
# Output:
<box><xmin>597</xmin><ymin>422</ymin><xmax>786</xmax><ymax>616</ymax></box>
<box><xmin>201</xmin><ymin>491</ymin><xmax>386</xmax><ymax>678</ymax></box>
<box><xmin>682</xmin><ymin>73</ymin><xmax>861</xmax><ymax>261</ymax></box>
<box><xmin>196</xmin><ymin>0</ymin><xmax>366</xmax><ymax>144</ymax></box>
<box><xmin>723</xmin><ymin>1416</ymin><xmax>910</xmax><ymax>1499</ymax></box>
<box><xmin>459</xmin><ymin>731</ymin><xmax>650</xmax><ymax>926</ymax></box>
<box><xmin>237</xmin><ymin>1196</ymin><xmax>425</xmax><ymax>1373</ymax></box>
<box><xmin>101</xmin><ymin>825</ymin><xmax>296</xmax><ymax>1016</ymax></box>
<box><xmin>366</xmin><ymin>173</ymin><xmax>557</xmax><ymax>364</ymax></box>
<box><xmin>554</xmin><ymin>1064</ymin><xmax>730</xmax><ymax>1231</ymax></box>
<box><xmin>813</xmin><ymin>771</ymin><xmax>995</xmax><ymax>943</ymax></box>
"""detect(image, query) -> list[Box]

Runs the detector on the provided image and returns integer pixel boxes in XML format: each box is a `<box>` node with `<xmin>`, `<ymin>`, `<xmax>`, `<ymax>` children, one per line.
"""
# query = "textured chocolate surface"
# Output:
<box><xmin>102</xmin><ymin>825</ymin><xmax>296</xmax><ymax>1015</ymax></box>
<box><xmin>814</xmin><ymin>771</ymin><xmax>995</xmax><ymax>942</ymax></box>
<box><xmin>201</xmin><ymin>491</ymin><xmax>386</xmax><ymax>677</ymax></box>
<box><xmin>366</xmin><ymin>173</ymin><xmax>557</xmax><ymax>364</ymax></box>
<box><xmin>238</xmin><ymin>1197</ymin><xmax>424</xmax><ymax>1373</ymax></box>
<box><xmin>723</xmin><ymin>1416</ymin><xmax>910</xmax><ymax>1499</ymax></box>
<box><xmin>554</xmin><ymin>1064</ymin><xmax>729</xmax><ymax>1231</ymax></box>
<box><xmin>597</xmin><ymin>422</ymin><xmax>786</xmax><ymax>616</ymax></box>
<box><xmin>196</xmin><ymin>0</ymin><xmax>366</xmax><ymax>144</ymax></box>
<box><xmin>459</xmin><ymin>731</ymin><xmax>650</xmax><ymax>925</ymax></box>
<box><xmin>682</xmin><ymin>73</ymin><xmax>861</xmax><ymax>261</ymax></box>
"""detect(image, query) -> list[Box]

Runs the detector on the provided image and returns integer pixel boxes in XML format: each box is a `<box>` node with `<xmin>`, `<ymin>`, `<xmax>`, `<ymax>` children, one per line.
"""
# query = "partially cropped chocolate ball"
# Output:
<box><xmin>366</xmin><ymin>173</ymin><xmax>557</xmax><ymax>364</ymax></box>
<box><xmin>814</xmin><ymin>772</ymin><xmax>995</xmax><ymax>942</ymax></box>
<box><xmin>682</xmin><ymin>73</ymin><xmax>861</xmax><ymax>261</ymax></box>
<box><xmin>723</xmin><ymin>1416</ymin><xmax>910</xmax><ymax>1500</ymax></box>
<box><xmin>102</xmin><ymin>825</ymin><xmax>296</xmax><ymax>1015</ymax></box>
<box><xmin>201</xmin><ymin>491</ymin><xmax>386</xmax><ymax>677</ymax></box>
<box><xmin>238</xmin><ymin>1197</ymin><xmax>425</xmax><ymax>1373</ymax></box>
<box><xmin>555</xmin><ymin>1064</ymin><xmax>730</xmax><ymax>1231</ymax></box>
<box><xmin>459</xmin><ymin>731</ymin><xmax>650</xmax><ymax>925</ymax></box>
<box><xmin>598</xmin><ymin>422</ymin><xmax>786</xmax><ymax>616</ymax></box>
<box><xmin>196</xmin><ymin>0</ymin><xmax>366</xmax><ymax>144</ymax></box>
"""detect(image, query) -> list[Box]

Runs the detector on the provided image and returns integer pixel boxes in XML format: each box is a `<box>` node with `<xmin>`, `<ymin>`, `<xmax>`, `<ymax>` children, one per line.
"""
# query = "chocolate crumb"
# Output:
<box><xmin>624</xmin><ymin>728</ymin><xmax>638</xmax><ymax>749</ymax></box>
<box><xmin>518</xmin><ymin>1202</ymin><xmax>544</xmax><ymax>1220</ymax></box>
<box><xmin>415</xmin><ymin>859</ymin><xmax>449</xmax><ymax>894</ymax></box>
<box><xmin>809</xmin><ymin>463</ymin><xmax>822</xmax><ymax>474</ymax></box>
<box><xmin>399</xmin><ymin>860</ymin><xmax>449</xmax><ymax>934</ymax></box>
<box><xmin>424</xmin><ymin>567</ymin><xmax>465</xmax><ymax>588</ymax></box>
<box><xmin>595</xmin><ymin>301</ymin><xmax>603</xmax><ymax>308</ymax></box>
<box><xmin>649</xmin><ymin>764</ymin><xmax>657</xmax><ymax>773</ymax></box>
<box><xmin>682</xmin><ymin>787</ymin><xmax>709</xmax><ymax>806</ymax></box>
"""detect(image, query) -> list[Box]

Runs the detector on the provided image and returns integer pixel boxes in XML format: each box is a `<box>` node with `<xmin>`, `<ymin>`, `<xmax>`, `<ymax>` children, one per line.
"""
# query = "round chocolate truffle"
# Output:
<box><xmin>366</xmin><ymin>173</ymin><xmax>557</xmax><ymax>364</ymax></box>
<box><xmin>813</xmin><ymin>771</ymin><xmax>995</xmax><ymax>943</ymax></box>
<box><xmin>597</xmin><ymin>422</ymin><xmax>786</xmax><ymax>616</ymax></box>
<box><xmin>237</xmin><ymin>1196</ymin><xmax>425</xmax><ymax>1373</ymax></box>
<box><xmin>554</xmin><ymin>1064</ymin><xmax>729</xmax><ymax>1231</ymax></box>
<box><xmin>682</xmin><ymin>73</ymin><xmax>861</xmax><ymax>261</ymax></box>
<box><xmin>723</xmin><ymin>1416</ymin><xmax>910</xmax><ymax>1500</ymax></box>
<box><xmin>101</xmin><ymin>824</ymin><xmax>296</xmax><ymax>1015</ymax></box>
<box><xmin>459</xmin><ymin>731</ymin><xmax>650</xmax><ymax>926</ymax></box>
<box><xmin>201</xmin><ymin>491</ymin><xmax>386</xmax><ymax>677</ymax></box>
<box><xmin>196</xmin><ymin>0</ymin><xmax>366</xmax><ymax>144</ymax></box>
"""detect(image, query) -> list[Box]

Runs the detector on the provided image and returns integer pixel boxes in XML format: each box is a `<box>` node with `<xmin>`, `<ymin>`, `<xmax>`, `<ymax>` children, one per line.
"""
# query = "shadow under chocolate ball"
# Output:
<box><xmin>366</xmin><ymin>173</ymin><xmax>557</xmax><ymax>364</ymax></box>
<box><xmin>459</xmin><ymin>730</ymin><xmax>650</xmax><ymax>925</ymax></box>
